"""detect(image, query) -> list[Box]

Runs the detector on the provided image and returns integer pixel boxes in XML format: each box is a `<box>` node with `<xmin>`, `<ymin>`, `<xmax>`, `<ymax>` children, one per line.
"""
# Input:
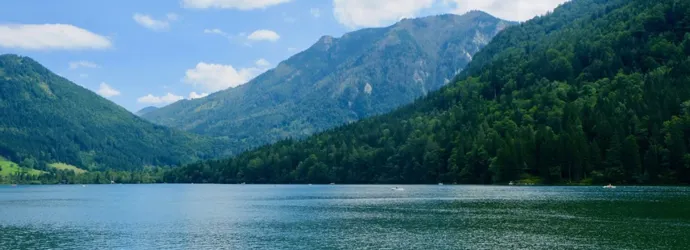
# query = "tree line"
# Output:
<box><xmin>162</xmin><ymin>0</ymin><xmax>690</xmax><ymax>185</ymax></box>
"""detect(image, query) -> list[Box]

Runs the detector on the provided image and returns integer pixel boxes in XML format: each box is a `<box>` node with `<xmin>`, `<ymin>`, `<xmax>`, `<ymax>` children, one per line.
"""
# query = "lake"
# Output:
<box><xmin>1</xmin><ymin>185</ymin><xmax>689</xmax><ymax>250</ymax></box>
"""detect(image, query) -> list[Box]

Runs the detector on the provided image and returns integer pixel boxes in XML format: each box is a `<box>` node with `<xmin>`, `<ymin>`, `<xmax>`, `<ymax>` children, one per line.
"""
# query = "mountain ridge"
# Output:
<box><xmin>144</xmin><ymin>12</ymin><xmax>515</xmax><ymax>155</ymax></box>
<box><xmin>164</xmin><ymin>0</ymin><xmax>690</xmax><ymax>185</ymax></box>
<box><xmin>136</xmin><ymin>106</ymin><xmax>159</xmax><ymax>116</ymax></box>
<box><xmin>0</xmin><ymin>54</ymin><xmax>225</xmax><ymax>170</ymax></box>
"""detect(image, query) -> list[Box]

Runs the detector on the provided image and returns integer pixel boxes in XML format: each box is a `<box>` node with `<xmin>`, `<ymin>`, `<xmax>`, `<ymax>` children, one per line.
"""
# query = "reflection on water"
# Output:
<box><xmin>1</xmin><ymin>185</ymin><xmax>689</xmax><ymax>250</ymax></box>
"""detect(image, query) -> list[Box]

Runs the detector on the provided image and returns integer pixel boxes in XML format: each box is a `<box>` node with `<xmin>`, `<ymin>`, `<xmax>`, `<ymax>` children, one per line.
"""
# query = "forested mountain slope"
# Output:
<box><xmin>144</xmin><ymin>12</ymin><xmax>513</xmax><ymax>155</ymax></box>
<box><xmin>0</xmin><ymin>55</ymin><xmax>225</xmax><ymax>170</ymax></box>
<box><xmin>166</xmin><ymin>0</ymin><xmax>690</xmax><ymax>185</ymax></box>
<box><xmin>135</xmin><ymin>106</ymin><xmax>159</xmax><ymax>116</ymax></box>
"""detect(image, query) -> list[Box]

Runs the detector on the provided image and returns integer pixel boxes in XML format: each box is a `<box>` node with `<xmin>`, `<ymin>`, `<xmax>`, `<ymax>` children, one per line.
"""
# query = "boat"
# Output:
<box><xmin>391</xmin><ymin>187</ymin><xmax>404</xmax><ymax>191</ymax></box>
<box><xmin>603</xmin><ymin>184</ymin><xmax>616</xmax><ymax>189</ymax></box>
<box><xmin>438</xmin><ymin>183</ymin><xmax>444</xmax><ymax>186</ymax></box>
<box><xmin>509</xmin><ymin>181</ymin><xmax>515</xmax><ymax>186</ymax></box>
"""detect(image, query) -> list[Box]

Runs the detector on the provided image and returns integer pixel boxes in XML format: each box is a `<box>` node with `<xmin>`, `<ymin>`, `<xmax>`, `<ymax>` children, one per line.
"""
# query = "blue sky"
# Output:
<box><xmin>0</xmin><ymin>0</ymin><xmax>567</xmax><ymax>111</ymax></box>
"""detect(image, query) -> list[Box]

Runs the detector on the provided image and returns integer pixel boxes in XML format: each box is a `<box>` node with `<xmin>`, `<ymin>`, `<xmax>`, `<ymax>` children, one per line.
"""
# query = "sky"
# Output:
<box><xmin>0</xmin><ymin>0</ymin><xmax>568</xmax><ymax>112</ymax></box>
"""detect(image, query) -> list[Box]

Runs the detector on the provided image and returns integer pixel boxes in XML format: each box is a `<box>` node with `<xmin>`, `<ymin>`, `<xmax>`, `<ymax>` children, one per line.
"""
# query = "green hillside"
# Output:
<box><xmin>0</xmin><ymin>157</ymin><xmax>45</xmax><ymax>181</ymax></box>
<box><xmin>0</xmin><ymin>55</ymin><xmax>227</xmax><ymax>171</ymax></box>
<box><xmin>144</xmin><ymin>12</ymin><xmax>514</xmax><ymax>155</ymax></box>
<box><xmin>164</xmin><ymin>0</ymin><xmax>690</xmax><ymax>185</ymax></box>
<box><xmin>48</xmin><ymin>163</ymin><xmax>87</xmax><ymax>174</ymax></box>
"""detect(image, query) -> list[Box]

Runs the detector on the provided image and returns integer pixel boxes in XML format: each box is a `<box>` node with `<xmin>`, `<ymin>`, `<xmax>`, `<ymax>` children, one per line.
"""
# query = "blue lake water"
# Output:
<box><xmin>1</xmin><ymin>185</ymin><xmax>689</xmax><ymax>249</ymax></box>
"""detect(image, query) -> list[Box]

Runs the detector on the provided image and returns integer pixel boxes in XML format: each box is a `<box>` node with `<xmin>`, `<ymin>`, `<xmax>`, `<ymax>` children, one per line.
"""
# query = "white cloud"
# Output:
<box><xmin>133</xmin><ymin>13</ymin><xmax>178</xmax><ymax>31</ymax></box>
<box><xmin>137</xmin><ymin>93</ymin><xmax>184</xmax><ymax>104</ymax></box>
<box><xmin>282</xmin><ymin>12</ymin><xmax>297</xmax><ymax>23</ymax></box>
<box><xmin>205</xmin><ymin>29</ymin><xmax>277</xmax><ymax>46</ymax></box>
<box><xmin>247</xmin><ymin>29</ymin><xmax>280</xmax><ymax>42</ymax></box>
<box><xmin>69</xmin><ymin>61</ymin><xmax>100</xmax><ymax>70</ymax></box>
<box><xmin>333</xmin><ymin>0</ymin><xmax>435</xmax><ymax>28</ymax></box>
<box><xmin>0</xmin><ymin>24</ymin><xmax>111</xmax><ymax>50</ymax></box>
<box><xmin>203</xmin><ymin>28</ymin><xmax>235</xmax><ymax>42</ymax></box>
<box><xmin>79</xmin><ymin>73</ymin><xmax>88</xmax><ymax>78</ymax></box>
<box><xmin>204</xmin><ymin>28</ymin><xmax>227</xmax><ymax>36</ymax></box>
<box><xmin>167</xmin><ymin>13</ymin><xmax>179</xmax><ymax>21</ymax></box>
<box><xmin>97</xmin><ymin>82</ymin><xmax>120</xmax><ymax>98</ymax></box>
<box><xmin>182</xmin><ymin>0</ymin><xmax>291</xmax><ymax>10</ymax></box>
<box><xmin>255</xmin><ymin>58</ymin><xmax>270</xmax><ymax>67</ymax></box>
<box><xmin>189</xmin><ymin>92</ymin><xmax>209</xmax><ymax>99</ymax></box>
<box><xmin>183</xmin><ymin>61</ymin><xmax>271</xmax><ymax>92</ymax></box>
<box><xmin>332</xmin><ymin>0</ymin><xmax>567</xmax><ymax>28</ymax></box>
<box><xmin>445</xmin><ymin>0</ymin><xmax>569</xmax><ymax>21</ymax></box>
<box><xmin>310</xmin><ymin>8</ymin><xmax>321</xmax><ymax>18</ymax></box>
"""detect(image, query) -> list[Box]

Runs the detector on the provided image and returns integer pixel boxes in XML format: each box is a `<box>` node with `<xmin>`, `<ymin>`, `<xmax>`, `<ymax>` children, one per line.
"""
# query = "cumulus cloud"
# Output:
<box><xmin>445</xmin><ymin>0</ymin><xmax>569</xmax><ymax>21</ymax></box>
<box><xmin>133</xmin><ymin>13</ymin><xmax>178</xmax><ymax>31</ymax></box>
<box><xmin>332</xmin><ymin>0</ymin><xmax>567</xmax><ymax>28</ymax></box>
<box><xmin>189</xmin><ymin>92</ymin><xmax>209</xmax><ymax>99</ymax></box>
<box><xmin>97</xmin><ymin>83</ymin><xmax>120</xmax><ymax>98</ymax></box>
<box><xmin>333</xmin><ymin>0</ymin><xmax>435</xmax><ymax>28</ymax></box>
<box><xmin>0</xmin><ymin>24</ymin><xmax>111</xmax><ymax>50</ymax></box>
<box><xmin>255</xmin><ymin>58</ymin><xmax>270</xmax><ymax>67</ymax></box>
<box><xmin>182</xmin><ymin>0</ymin><xmax>291</xmax><ymax>10</ymax></box>
<box><xmin>183</xmin><ymin>63</ymin><xmax>260</xmax><ymax>92</ymax></box>
<box><xmin>247</xmin><ymin>29</ymin><xmax>280</xmax><ymax>42</ymax></box>
<box><xmin>310</xmin><ymin>8</ymin><xmax>321</xmax><ymax>18</ymax></box>
<box><xmin>69</xmin><ymin>61</ymin><xmax>100</xmax><ymax>70</ymax></box>
<box><xmin>137</xmin><ymin>93</ymin><xmax>184</xmax><ymax>104</ymax></box>
<box><xmin>183</xmin><ymin>59</ymin><xmax>272</xmax><ymax>92</ymax></box>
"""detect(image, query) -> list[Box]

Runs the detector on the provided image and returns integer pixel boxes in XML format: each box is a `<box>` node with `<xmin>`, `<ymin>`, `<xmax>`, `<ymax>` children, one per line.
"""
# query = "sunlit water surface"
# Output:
<box><xmin>1</xmin><ymin>185</ymin><xmax>689</xmax><ymax>249</ymax></box>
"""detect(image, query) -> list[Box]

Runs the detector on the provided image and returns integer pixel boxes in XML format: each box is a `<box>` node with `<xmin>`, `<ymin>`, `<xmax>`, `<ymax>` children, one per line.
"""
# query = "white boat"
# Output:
<box><xmin>603</xmin><ymin>184</ymin><xmax>616</xmax><ymax>189</ymax></box>
<box><xmin>391</xmin><ymin>187</ymin><xmax>405</xmax><ymax>191</ymax></box>
<box><xmin>438</xmin><ymin>183</ymin><xmax>444</xmax><ymax>186</ymax></box>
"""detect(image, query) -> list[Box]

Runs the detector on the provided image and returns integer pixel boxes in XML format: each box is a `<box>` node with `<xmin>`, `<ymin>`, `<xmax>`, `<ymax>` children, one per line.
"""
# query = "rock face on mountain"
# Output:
<box><xmin>143</xmin><ymin>11</ymin><xmax>513</xmax><ymax>154</ymax></box>
<box><xmin>167</xmin><ymin>0</ymin><xmax>690</xmax><ymax>185</ymax></box>
<box><xmin>0</xmin><ymin>55</ymin><xmax>222</xmax><ymax>170</ymax></box>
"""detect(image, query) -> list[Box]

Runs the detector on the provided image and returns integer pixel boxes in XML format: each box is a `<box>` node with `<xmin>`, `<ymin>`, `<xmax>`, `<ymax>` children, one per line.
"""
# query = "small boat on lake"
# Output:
<box><xmin>391</xmin><ymin>187</ymin><xmax>404</xmax><ymax>191</ymax></box>
<box><xmin>603</xmin><ymin>184</ymin><xmax>616</xmax><ymax>189</ymax></box>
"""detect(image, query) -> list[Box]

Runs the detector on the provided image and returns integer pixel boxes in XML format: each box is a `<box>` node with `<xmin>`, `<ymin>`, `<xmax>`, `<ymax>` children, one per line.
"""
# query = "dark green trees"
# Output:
<box><xmin>0</xmin><ymin>55</ymin><xmax>226</xmax><ymax>171</ymax></box>
<box><xmin>164</xmin><ymin>0</ymin><xmax>690</xmax><ymax>185</ymax></box>
<box><xmin>143</xmin><ymin>12</ymin><xmax>515</xmax><ymax>156</ymax></box>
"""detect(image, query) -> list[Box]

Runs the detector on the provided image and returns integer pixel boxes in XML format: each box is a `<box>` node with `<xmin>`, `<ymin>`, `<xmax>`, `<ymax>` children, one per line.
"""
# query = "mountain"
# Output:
<box><xmin>136</xmin><ymin>106</ymin><xmax>159</xmax><ymax>116</ymax></box>
<box><xmin>0</xmin><ymin>55</ymin><xmax>224</xmax><ymax>171</ymax></box>
<box><xmin>144</xmin><ymin>12</ymin><xmax>514</xmax><ymax>154</ymax></box>
<box><xmin>164</xmin><ymin>0</ymin><xmax>690</xmax><ymax>185</ymax></box>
